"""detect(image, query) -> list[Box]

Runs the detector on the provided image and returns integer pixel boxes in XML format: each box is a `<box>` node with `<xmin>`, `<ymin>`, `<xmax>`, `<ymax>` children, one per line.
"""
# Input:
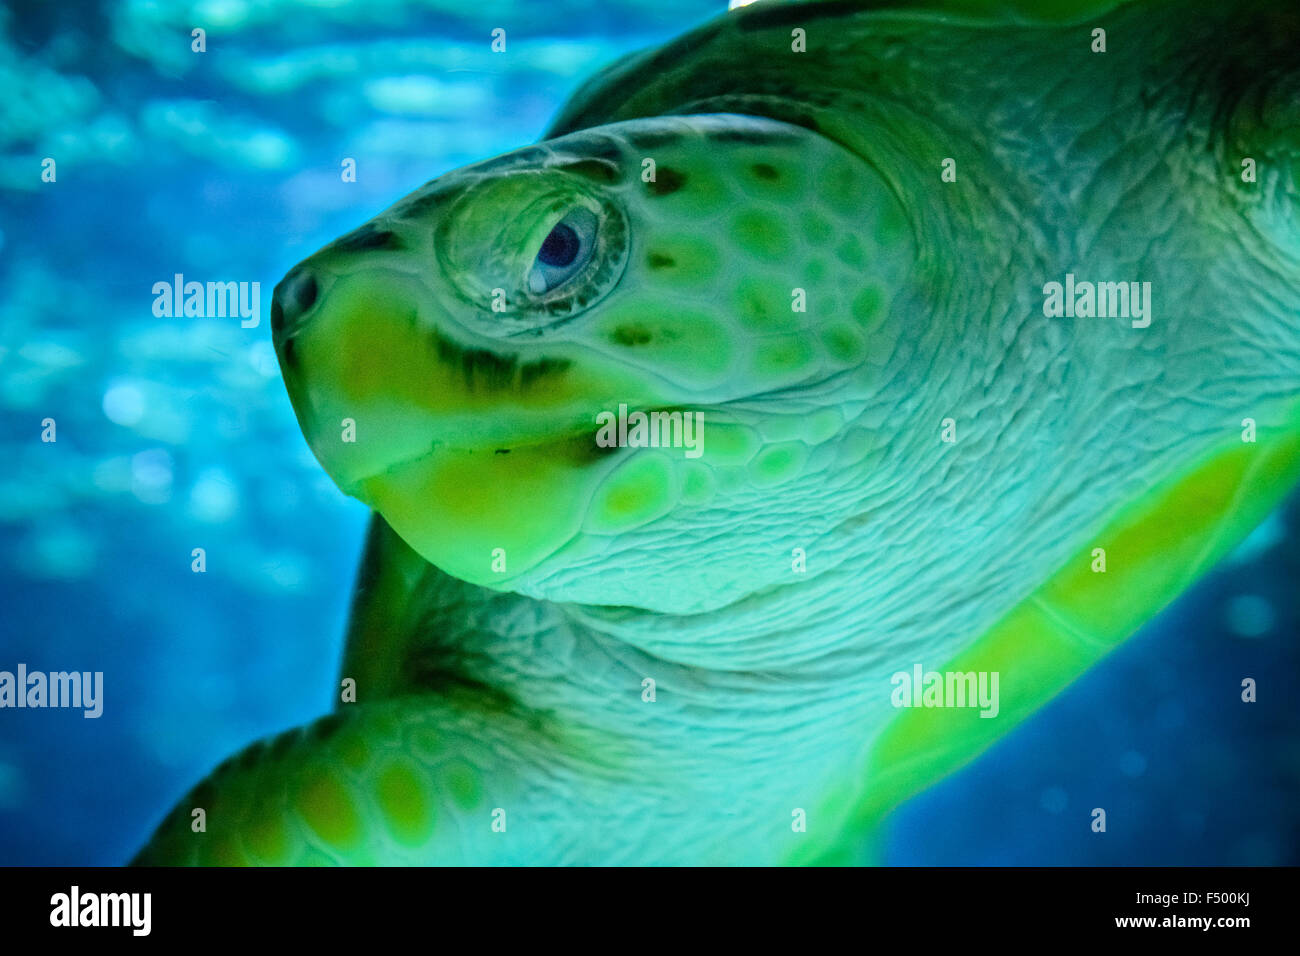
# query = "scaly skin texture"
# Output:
<box><xmin>135</xmin><ymin>0</ymin><xmax>1300</xmax><ymax>865</ymax></box>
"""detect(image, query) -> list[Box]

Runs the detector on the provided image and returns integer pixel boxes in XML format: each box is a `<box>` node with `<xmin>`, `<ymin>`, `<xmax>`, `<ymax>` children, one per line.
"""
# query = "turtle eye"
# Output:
<box><xmin>528</xmin><ymin>207</ymin><xmax>597</xmax><ymax>295</ymax></box>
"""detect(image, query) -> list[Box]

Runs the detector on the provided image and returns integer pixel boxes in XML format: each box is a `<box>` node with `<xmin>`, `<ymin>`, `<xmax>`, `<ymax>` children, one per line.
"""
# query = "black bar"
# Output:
<box><xmin>0</xmin><ymin>866</ymin><xmax>1293</xmax><ymax>942</ymax></box>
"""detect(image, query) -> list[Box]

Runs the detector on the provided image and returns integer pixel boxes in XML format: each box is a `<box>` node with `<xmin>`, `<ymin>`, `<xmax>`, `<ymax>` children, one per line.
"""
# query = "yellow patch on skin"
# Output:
<box><xmin>360</xmin><ymin>440</ymin><xmax>595</xmax><ymax>585</ymax></box>
<box><xmin>294</xmin><ymin>766</ymin><xmax>364</xmax><ymax>852</ymax></box>
<box><xmin>374</xmin><ymin>760</ymin><xmax>435</xmax><ymax>846</ymax></box>
<box><xmin>701</xmin><ymin>423</ymin><xmax>761</xmax><ymax>466</ymax></box>
<box><xmin>822</xmin><ymin>323</ymin><xmax>866</xmax><ymax>364</ymax></box>
<box><xmin>730</xmin><ymin>210</ymin><xmax>791</xmax><ymax>262</ymax></box>
<box><xmin>750</xmin><ymin>442</ymin><xmax>808</xmax><ymax>486</ymax></box>
<box><xmin>333</xmin><ymin>304</ymin><xmax>429</xmax><ymax>408</ymax></box>
<box><xmin>586</xmin><ymin>452</ymin><xmax>678</xmax><ymax>533</ymax></box>
<box><xmin>755</xmin><ymin>334</ymin><xmax>817</xmax><ymax>377</ymax></box>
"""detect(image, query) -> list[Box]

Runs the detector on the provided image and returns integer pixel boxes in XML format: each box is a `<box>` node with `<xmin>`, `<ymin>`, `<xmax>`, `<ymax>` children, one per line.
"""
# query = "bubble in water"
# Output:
<box><xmin>0</xmin><ymin>761</ymin><xmax>24</xmax><ymax>810</ymax></box>
<box><xmin>20</xmin><ymin>520</ymin><xmax>97</xmax><ymax>579</ymax></box>
<box><xmin>1039</xmin><ymin>786</ymin><xmax>1067</xmax><ymax>814</ymax></box>
<box><xmin>131</xmin><ymin>448</ymin><xmax>173</xmax><ymax>504</ymax></box>
<box><xmin>262</xmin><ymin>552</ymin><xmax>309</xmax><ymax>592</ymax></box>
<box><xmin>102</xmin><ymin>381</ymin><xmax>146</xmax><ymax>427</ymax></box>
<box><xmin>1225</xmin><ymin>594</ymin><xmax>1274</xmax><ymax>638</ymax></box>
<box><xmin>188</xmin><ymin>468</ymin><xmax>239</xmax><ymax>523</ymax></box>
<box><xmin>1119</xmin><ymin>750</ymin><xmax>1147</xmax><ymax>777</ymax></box>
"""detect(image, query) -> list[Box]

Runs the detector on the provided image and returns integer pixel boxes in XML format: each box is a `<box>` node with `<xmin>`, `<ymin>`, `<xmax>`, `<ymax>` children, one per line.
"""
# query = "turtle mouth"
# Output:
<box><xmin>335</xmin><ymin>426</ymin><xmax>619</xmax><ymax>495</ymax></box>
<box><xmin>334</xmin><ymin>401</ymin><xmax>708</xmax><ymax>498</ymax></box>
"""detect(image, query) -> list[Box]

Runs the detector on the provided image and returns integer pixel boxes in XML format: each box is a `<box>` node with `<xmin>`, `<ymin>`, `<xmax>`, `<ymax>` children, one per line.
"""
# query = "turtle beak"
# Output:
<box><xmin>270</xmin><ymin>238</ymin><xmax>662</xmax><ymax>501</ymax></box>
<box><xmin>271</xmin><ymin>243</ymin><xmax>447</xmax><ymax>493</ymax></box>
<box><xmin>266</xmin><ymin>237</ymin><xmax>638</xmax><ymax>585</ymax></box>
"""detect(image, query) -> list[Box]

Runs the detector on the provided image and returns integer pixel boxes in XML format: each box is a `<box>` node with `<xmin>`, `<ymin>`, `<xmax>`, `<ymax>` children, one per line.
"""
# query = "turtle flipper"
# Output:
<box><xmin>132</xmin><ymin>518</ymin><xmax>578</xmax><ymax>865</ymax></box>
<box><xmin>131</xmin><ymin>696</ymin><xmax>565</xmax><ymax>866</ymax></box>
<box><xmin>797</xmin><ymin>398</ymin><xmax>1300</xmax><ymax>865</ymax></box>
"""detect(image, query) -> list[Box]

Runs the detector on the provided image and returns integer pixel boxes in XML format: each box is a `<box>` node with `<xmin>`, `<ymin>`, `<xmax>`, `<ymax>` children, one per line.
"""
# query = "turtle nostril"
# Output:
<box><xmin>293</xmin><ymin>271</ymin><xmax>318</xmax><ymax>313</ymax></box>
<box><xmin>282</xmin><ymin>335</ymin><xmax>297</xmax><ymax>368</ymax></box>
<box><xmin>273</xmin><ymin>267</ymin><xmax>319</xmax><ymax>337</ymax></box>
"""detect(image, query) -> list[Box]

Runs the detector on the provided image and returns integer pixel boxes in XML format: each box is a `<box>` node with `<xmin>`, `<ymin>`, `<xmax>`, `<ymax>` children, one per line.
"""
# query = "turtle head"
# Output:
<box><xmin>272</xmin><ymin>114</ymin><xmax>913</xmax><ymax>611</ymax></box>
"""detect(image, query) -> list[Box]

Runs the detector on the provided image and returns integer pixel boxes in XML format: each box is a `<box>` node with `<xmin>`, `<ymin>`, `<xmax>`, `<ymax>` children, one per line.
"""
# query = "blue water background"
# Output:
<box><xmin>0</xmin><ymin>0</ymin><xmax>1295</xmax><ymax>865</ymax></box>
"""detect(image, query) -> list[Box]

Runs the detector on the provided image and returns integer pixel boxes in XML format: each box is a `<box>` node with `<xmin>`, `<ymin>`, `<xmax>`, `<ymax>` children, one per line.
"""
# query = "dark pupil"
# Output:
<box><xmin>537</xmin><ymin>222</ymin><xmax>579</xmax><ymax>267</ymax></box>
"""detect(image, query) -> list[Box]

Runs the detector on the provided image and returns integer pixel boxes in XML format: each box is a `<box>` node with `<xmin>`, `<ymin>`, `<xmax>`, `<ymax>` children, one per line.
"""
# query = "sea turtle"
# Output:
<box><xmin>135</xmin><ymin>0</ymin><xmax>1300</xmax><ymax>865</ymax></box>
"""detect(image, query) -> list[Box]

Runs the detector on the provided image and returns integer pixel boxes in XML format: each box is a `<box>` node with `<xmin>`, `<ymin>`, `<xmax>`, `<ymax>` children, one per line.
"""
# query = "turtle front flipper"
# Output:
<box><xmin>131</xmin><ymin>697</ymin><xmax>577</xmax><ymax>866</ymax></box>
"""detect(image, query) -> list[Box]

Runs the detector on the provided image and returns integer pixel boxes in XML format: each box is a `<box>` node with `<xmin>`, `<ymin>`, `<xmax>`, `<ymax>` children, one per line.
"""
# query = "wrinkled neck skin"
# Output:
<box><xmin>352</xmin><ymin>3</ymin><xmax>1300</xmax><ymax>863</ymax></box>
<box><xmin>348</xmin><ymin>521</ymin><xmax>899</xmax><ymax>863</ymax></box>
